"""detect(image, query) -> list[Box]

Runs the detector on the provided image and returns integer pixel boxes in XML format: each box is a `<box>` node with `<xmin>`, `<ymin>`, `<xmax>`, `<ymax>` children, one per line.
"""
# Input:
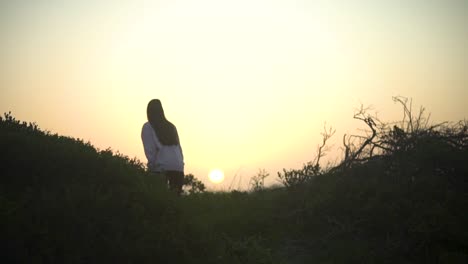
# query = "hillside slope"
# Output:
<box><xmin>0</xmin><ymin>114</ymin><xmax>199</xmax><ymax>263</ymax></box>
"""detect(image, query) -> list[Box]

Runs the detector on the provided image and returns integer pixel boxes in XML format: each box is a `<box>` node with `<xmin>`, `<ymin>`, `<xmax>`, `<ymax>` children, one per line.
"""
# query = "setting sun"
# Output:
<box><xmin>208</xmin><ymin>169</ymin><xmax>225</xmax><ymax>184</ymax></box>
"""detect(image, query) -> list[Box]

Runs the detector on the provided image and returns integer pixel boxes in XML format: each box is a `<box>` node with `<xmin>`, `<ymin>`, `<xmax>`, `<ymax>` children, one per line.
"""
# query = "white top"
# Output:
<box><xmin>141</xmin><ymin>122</ymin><xmax>184</xmax><ymax>172</ymax></box>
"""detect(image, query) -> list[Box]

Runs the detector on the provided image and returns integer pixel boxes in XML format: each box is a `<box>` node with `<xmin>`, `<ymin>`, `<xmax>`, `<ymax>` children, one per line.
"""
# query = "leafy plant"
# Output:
<box><xmin>183</xmin><ymin>173</ymin><xmax>206</xmax><ymax>195</ymax></box>
<box><xmin>249</xmin><ymin>169</ymin><xmax>270</xmax><ymax>192</ymax></box>
<box><xmin>337</xmin><ymin>96</ymin><xmax>467</xmax><ymax>170</ymax></box>
<box><xmin>277</xmin><ymin>125</ymin><xmax>335</xmax><ymax>188</ymax></box>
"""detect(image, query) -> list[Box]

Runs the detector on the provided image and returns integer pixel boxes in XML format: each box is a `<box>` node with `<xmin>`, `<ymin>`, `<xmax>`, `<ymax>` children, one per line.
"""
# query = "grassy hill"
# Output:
<box><xmin>1</xmin><ymin>108</ymin><xmax>467</xmax><ymax>263</ymax></box>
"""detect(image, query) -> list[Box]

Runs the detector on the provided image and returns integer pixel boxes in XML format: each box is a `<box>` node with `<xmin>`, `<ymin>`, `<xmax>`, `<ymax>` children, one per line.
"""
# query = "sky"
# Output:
<box><xmin>1</xmin><ymin>0</ymin><xmax>467</xmax><ymax>190</ymax></box>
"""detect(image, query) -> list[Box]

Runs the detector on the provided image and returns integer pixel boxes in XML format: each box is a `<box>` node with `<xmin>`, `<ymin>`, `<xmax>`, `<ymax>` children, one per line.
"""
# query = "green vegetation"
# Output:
<box><xmin>1</xmin><ymin>98</ymin><xmax>467</xmax><ymax>263</ymax></box>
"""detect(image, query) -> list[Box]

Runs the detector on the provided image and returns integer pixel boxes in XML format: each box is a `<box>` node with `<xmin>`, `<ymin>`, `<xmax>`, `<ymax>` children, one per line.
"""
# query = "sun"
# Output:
<box><xmin>208</xmin><ymin>169</ymin><xmax>225</xmax><ymax>184</ymax></box>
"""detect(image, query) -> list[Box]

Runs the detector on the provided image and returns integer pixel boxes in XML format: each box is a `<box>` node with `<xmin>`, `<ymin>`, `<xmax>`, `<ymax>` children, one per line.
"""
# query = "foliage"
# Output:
<box><xmin>277</xmin><ymin>162</ymin><xmax>319</xmax><ymax>188</ymax></box>
<box><xmin>338</xmin><ymin>96</ymin><xmax>467</xmax><ymax>170</ymax></box>
<box><xmin>273</xmin><ymin>97</ymin><xmax>468</xmax><ymax>263</ymax></box>
<box><xmin>249</xmin><ymin>169</ymin><xmax>270</xmax><ymax>192</ymax></box>
<box><xmin>0</xmin><ymin>112</ymin><xmax>199</xmax><ymax>263</ymax></box>
<box><xmin>183</xmin><ymin>173</ymin><xmax>206</xmax><ymax>195</ymax></box>
<box><xmin>277</xmin><ymin>125</ymin><xmax>335</xmax><ymax>188</ymax></box>
<box><xmin>222</xmin><ymin>235</ymin><xmax>275</xmax><ymax>264</ymax></box>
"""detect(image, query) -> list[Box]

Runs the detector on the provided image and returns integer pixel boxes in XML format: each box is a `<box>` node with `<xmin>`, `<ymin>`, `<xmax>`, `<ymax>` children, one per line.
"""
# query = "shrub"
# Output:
<box><xmin>249</xmin><ymin>169</ymin><xmax>270</xmax><ymax>192</ymax></box>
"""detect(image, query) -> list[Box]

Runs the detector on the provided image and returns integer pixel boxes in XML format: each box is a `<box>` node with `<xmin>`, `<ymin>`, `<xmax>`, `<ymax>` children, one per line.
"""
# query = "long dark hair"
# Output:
<box><xmin>147</xmin><ymin>99</ymin><xmax>179</xmax><ymax>146</ymax></box>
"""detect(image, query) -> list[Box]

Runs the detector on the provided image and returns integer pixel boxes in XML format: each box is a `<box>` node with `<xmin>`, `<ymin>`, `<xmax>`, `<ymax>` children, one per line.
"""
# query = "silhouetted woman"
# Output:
<box><xmin>142</xmin><ymin>99</ymin><xmax>184</xmax><ymax>195</ymax></box>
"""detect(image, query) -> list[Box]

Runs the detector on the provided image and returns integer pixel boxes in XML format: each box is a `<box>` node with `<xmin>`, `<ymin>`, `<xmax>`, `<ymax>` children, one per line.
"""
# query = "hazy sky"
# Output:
<box><xmin>1</xmin><ymin>0</ymin><xmax>467</xmax><ymax>189</ymax></box>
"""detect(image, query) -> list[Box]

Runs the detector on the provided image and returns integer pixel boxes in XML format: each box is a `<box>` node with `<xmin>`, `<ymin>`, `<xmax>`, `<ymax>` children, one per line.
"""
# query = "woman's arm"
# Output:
<box><xmin>141</xmin><ymin>123</ymin><xmax>158</xmax><ymax>171</ymax></box>
<box><xmin>175</xmin><ymin>127</ymin><xmax>184</xmax><ymax>162</ymax></box>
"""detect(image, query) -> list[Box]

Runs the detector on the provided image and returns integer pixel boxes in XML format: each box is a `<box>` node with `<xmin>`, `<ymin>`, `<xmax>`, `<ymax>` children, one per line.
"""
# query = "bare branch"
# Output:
<box><xmin>314</xmin><ymin>124</ymin><xmax>336</xmax><ymax>168</ymax></box>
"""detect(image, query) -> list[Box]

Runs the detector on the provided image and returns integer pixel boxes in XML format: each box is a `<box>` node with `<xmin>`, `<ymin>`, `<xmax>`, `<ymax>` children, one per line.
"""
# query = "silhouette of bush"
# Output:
<box><xmin>183</xmin><ymin>173</ymin><xmax>206</xmax><ymax>195</ymax></box>
<box><xmin>249</xmin><ymin>169</ymin><xmax>270</xmax><ymax>192</ymax></box>
<box><xmin>338</xmin><ymin>96</ymin><xmax>467</xmax><ymax>170</ymax></box>
<box><xmin>277</xmin><ymin>125</ymin><xmax>335</xmax><ymax>188</ymax></box>
<box><xmin>273</xmin><ymin>97</ymin><xmax>468</xmax><ymax>263</ymax></box>
<box><xmin>0</xmin><ymin>112</ymin><xmax>211</xmax><ymax>263</ymax></box>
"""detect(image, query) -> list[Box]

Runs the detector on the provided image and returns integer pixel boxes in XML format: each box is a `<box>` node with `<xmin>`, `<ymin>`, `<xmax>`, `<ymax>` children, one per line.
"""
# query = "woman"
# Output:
<box><xmin>141</xmin><ymin>99</ymin><xmax>184</xmax><ymax>195</ymax></box>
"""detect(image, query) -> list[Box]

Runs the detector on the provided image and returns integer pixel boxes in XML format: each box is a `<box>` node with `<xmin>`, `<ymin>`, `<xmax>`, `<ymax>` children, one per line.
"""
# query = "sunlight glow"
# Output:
<box><xmin>208</xmin><ymin>169</ymin><xmax>225</xmax><ymax>184</ymax></box>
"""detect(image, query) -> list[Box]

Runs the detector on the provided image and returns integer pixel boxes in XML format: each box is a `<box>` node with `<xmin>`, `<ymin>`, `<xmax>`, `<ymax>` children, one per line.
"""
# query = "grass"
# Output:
<box><xmin>1</xmin><ymin>109</ymin><xmax>467</xmax><ymax>263</ymax></box>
